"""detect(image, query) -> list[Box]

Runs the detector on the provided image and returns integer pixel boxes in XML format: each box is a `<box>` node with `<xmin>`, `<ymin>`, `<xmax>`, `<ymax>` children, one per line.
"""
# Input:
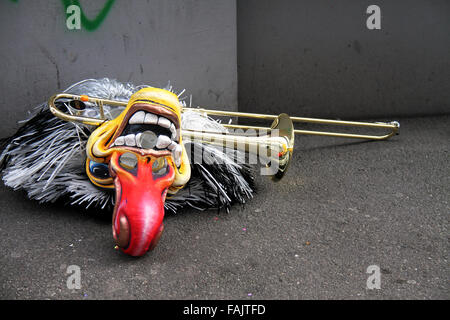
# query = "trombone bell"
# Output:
<box><xmin>269</xmin><ymin>113</ymin><xmax>294</xmax><ymax>181</ymax></box>
<box><xmin>182</xmin><ymin>113</ymin><xmax>295</xmax><ymax>181</ymax></box>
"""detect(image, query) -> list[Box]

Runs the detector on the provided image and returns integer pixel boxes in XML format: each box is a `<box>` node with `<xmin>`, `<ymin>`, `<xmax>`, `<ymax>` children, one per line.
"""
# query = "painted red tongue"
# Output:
<box><xmin>109</xmin><ymin>152</ymin><xmax>174</xmax><ymax>257</ymax></box>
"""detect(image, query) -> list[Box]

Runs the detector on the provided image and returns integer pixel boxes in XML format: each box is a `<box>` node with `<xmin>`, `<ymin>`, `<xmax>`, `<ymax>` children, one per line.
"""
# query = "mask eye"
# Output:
<box><xmin>152</xmin><ymin>157</ymin><xmax>168</xmax><ymax>177</ymax></box>
<box><xmin>89</xmin><ymin>161</ymin><xmax>110</xmax><ymax>180</ymax></box>
<box><xmin>119</xmin><ymin>152</ymin><xmax>138</xmax><ymax>171</ymax></box>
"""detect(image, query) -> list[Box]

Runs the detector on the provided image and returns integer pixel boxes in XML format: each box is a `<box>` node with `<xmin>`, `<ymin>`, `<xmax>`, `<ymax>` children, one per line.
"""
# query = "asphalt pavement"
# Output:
<box><xmin>0</xmin><ymin>115</ymin><xmax>448</xmax><ymax>299</ymax></box>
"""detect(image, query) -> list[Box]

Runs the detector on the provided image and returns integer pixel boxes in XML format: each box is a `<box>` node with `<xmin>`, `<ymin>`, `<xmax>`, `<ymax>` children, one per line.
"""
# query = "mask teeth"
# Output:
<box><xmin>172</xmin><ymin>144</ymin><xmax>182</xmax><ymax>167</ymax></box>
<box><xmin>110</xmin><ymin>111</ymin><xmax>180</xmax><ymax>148</ymax></box>
<box><xmin>135</xmin><ymin>133</ymin><xmax>142</xmax><ymax>148</ymax></box>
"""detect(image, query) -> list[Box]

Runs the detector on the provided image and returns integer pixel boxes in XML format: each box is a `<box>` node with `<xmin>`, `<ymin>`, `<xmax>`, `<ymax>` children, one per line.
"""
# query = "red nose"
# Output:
<box><xmin>109</xmin><ymin>152</ymin><xmax>175</xmax><ymax>256</ymax></box>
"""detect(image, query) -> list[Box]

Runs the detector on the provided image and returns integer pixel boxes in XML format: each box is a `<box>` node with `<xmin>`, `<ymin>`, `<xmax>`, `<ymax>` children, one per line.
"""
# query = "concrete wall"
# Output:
<box><xmin>2</xmin><ymin>0</ymin><xmax>448</xmax><ymax>139</ymax></box>
<box><xmin>0</xmin><ymin>0</ymin><xmax>237</xmax><ymax>137</ymax></box>
<box><xmin>237</xmin><ymin>0</ymin><xmax>450</xmax><ymax>119</ymax></box>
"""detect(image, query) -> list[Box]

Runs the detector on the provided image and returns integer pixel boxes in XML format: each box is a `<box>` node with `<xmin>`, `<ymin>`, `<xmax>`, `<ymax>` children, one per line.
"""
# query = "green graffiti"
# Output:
<box><xmin>63</xmin><ymin>0</ymin><xmax>116</xmax><ymax>31</ymax></box>
<box><xmin>8</xmin><ymin>0</ymin><xmax>116</xmax><ymax>31</ymax></box>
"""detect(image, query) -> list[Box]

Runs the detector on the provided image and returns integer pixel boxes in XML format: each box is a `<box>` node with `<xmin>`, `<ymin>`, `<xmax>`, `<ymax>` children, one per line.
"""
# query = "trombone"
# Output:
<box><xmin>48</xmin><ymin>93</ymin><xmax>399</xmax><ymax>180</ymax></box>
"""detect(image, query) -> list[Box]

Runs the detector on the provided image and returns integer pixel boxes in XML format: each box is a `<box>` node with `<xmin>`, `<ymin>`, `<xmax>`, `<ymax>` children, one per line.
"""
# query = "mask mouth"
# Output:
<box><xmin>108</xmin><ymin>103</ymin><xmax>183</xmax><ymax>167</ymax></box>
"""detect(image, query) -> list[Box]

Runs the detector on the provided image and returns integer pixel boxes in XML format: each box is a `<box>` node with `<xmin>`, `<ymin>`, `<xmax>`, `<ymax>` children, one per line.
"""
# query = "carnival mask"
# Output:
<box><xmin>85</xmin><ymin>88</ymin><xmax>191</xmax><ymax>256</ymax></box>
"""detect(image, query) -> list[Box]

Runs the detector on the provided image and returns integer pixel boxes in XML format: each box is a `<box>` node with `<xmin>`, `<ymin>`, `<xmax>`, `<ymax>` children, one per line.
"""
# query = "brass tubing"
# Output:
<box><xmin>222</xmin><ymin>124</ymin><xmax>397</xmax><ymax>140</ymax></box>
<box><xmin>48</xmin><ymin>94</ymin><xmax>399</xmax><ymax>141</ymax></box>
<box><xmin>181</xmin><ymin>129</ymin><xmax>289</xmax><ymax>155</ymax></box>
<box><xmin>184</xmin><ymin>107</ymin><xmax>399</xmax><ymax>140</ymax></box>
<box><xmin>48</xmin><ymin>93</ymin><xmax>126</xmax><ymax>126</ymax></box>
